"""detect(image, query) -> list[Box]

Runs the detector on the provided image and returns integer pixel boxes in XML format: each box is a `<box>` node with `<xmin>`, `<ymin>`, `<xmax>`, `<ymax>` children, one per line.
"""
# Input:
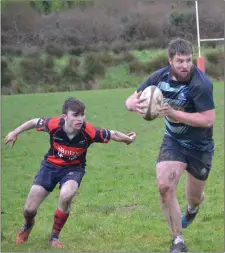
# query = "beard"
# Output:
<box><xmin>171</xmin><ymin>64</ymin><xmax>194</xmax><ymax>82</ymax></box>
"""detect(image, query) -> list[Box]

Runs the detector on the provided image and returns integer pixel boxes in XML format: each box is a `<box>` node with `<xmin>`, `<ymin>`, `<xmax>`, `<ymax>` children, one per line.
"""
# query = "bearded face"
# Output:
<box><xmin>169</xmin><ymin>54</ymin><xmax>194</xmax><ymax>82</ymax></box>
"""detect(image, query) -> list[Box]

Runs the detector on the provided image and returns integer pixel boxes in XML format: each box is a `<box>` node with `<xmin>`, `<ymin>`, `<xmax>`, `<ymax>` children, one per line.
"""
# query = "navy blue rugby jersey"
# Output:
<box><xmin>137</xmin><ymin>65</ymin><xmax>215</xmax><ymax>152</ymax></box>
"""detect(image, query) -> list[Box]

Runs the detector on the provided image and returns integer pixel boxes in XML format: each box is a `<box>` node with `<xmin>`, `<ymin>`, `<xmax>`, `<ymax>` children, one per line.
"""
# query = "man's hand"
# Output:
<box><xmin>5</xmin><ymin>131</ymin><xmax>18</xmax><ymax>147</ymax></box>
<box><xmin>124</xmin><ymin>132</ymin><xmax>136</xmax><ymax>145</ymax></box>
<box><xmin>110</xmin><ymin>130</ymin><xmax>136</xmax><ymax>145</ymax></box>
<box><xmin>4</xmin><ymin>118</ymin><xmax>39</xmax><ymax>148</ymax></box>
<box><xmin>157</xmin><ymin>103</ymin><xmax>177</xmax><ymax>119</ymax></box>
<box><xmin>126</xmin><ymin>91</ymin><xmax>148</xmax><ymax>114</ymax></box>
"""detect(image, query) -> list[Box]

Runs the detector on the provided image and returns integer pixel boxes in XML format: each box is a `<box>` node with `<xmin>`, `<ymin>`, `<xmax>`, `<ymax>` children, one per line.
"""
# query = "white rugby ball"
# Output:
<box><xmin>139</xmin><ymin>85</ymin><xmax>164</xmax><ymax>121</ymax></box>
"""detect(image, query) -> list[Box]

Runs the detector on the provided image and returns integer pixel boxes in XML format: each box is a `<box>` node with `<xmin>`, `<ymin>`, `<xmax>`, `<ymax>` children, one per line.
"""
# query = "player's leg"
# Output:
<box><xmin>49</xmin><ymin>169</ymin><xmax>85</xmax><ymax>248</ymax></box>
<box><xmin>182</xmin><ymin>150</ymin><xmax>213</xmax><ymax>228</ymax></box>
<box><xmin>16</xmin><ymin>161</ymin><xmax>57</xmax><ymax>245</ymax></box>
<box><xmin>156</xmin><ymin>135</ymin><xmax>188</xmax><ymax>252</ymax></box>
<box><xmin>182</xmin><ymin>173</ymin><xmax>205</xmax><ymax>228</ymax></box>
<box><xmin>16</xmin><ymin>185</ymin><xmax>49</xmax><ymax>245</ymax></box>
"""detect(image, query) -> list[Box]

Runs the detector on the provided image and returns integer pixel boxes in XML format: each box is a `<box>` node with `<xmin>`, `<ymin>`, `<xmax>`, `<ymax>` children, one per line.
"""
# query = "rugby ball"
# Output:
<box><xmin>139</xmin><ymin>85</ymin><xmax>164</xmax><ymax>121</ymax></box>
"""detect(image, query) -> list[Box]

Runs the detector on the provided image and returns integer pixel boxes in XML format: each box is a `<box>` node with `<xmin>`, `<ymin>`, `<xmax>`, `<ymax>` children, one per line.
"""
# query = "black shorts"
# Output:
<box><xmin>157</xmin><ymin>135</ymin><xmax>214</xmax><ymax>181</ymax></box>
<box><xmin>33</xmin><ymin>160</ymin><xmax>85</xmax><ymax>192</ymax></box>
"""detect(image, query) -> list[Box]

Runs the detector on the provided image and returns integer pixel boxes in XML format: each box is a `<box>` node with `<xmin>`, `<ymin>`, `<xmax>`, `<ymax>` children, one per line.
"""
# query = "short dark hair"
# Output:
<box><xmin>168</xmin><ymin>38</ymin><xmax>193</xmax><ymax>59</ymax></box>
<box><xmin>62</xmin><ymin>97</ymin><xmax>85</xmax><ymax>115</ymax></box>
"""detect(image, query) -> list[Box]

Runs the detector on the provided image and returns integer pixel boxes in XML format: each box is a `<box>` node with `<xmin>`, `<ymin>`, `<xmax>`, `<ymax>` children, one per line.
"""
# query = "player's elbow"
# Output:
<box><xmin>32</xmin><ymin>118</ymin><xmax>40</xmax><ymax>126</ymax></box>
<box><xmin>199</xmin><ymin>110</ymin><xmax>215</xmax><ymax>128</ymax></box>
<box><xmin>28</xmin><ymin>118</ymin><xmax>40</xmax><ymax>128</ymax></box>
<box><xmin>202</xmin><ymin>116</ymin><xmax>214</xmax><ymax>128</ymax></box>
<box><xmin>204</xmin><ymin>118</ymin><xmax>214</xmax><ymax>128</ymax></box>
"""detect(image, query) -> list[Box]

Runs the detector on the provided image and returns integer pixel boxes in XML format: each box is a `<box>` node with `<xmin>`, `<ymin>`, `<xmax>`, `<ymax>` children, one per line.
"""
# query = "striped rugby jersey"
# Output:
<box><xmin>137</xmin><ymin>65</ymin><xmax>214</xmax><ymax>152</ymax></box>
<box><xmin>36</xmin><ymin>117</ymin><xmax>111</xmax><ymax>167</ymax></box>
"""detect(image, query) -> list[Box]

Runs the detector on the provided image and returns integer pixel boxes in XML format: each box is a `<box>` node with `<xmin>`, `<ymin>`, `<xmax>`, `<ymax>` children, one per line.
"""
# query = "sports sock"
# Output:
<box><xmin>187</xmin><ymin>205</ymin><xmax>199</xmax><ymax>214</ymax></box>
<box><xmin>50</xmin><ymin>208</ymin><xmax>69</xmax><ymax>239</ymax></box>
<box><xmin>174</xmin><ymin>235</ymin><xmax>184</xmax><ymax>245</ymax></box>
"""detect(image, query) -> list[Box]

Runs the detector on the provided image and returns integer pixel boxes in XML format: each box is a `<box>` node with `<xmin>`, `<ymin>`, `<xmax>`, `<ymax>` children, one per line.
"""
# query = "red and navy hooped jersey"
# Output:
<box><xmin>36</xmin><ymin>117</ymin><xmax>111</xmax><ymax>167</ymax></box>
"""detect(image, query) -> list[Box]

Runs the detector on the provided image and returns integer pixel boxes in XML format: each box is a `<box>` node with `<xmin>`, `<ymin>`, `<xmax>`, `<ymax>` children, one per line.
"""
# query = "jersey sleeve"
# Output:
<box><xmin>36</xmin><ymin>118</ymin><xmax>51</xmax><ymax>132</ymax></box>
<box><xmin>93</xmin><ymin>128</ymin><xmax>111</xmax><ymax>143</ymax></box>
<box><xmin>36</xmin><ymin>117</ymin><xmax>61</xmax><ymax>133</ymax></box>
<box><xmin>84</xmin><ymin>122</ymin><xmax>111</xmax><ymax>143</ymax></box>
<box><xmin>190</xmin><ymin>79</ymin><xmax>215</xmax><ymax>112</ymax></box>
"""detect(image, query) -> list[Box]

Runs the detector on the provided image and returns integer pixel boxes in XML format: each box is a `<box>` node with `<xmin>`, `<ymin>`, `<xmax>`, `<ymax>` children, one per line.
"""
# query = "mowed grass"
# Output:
<box><xmin>1</xmin><ymin>81</ymin><xmax>224</xmax><ymax>252</ymax></box>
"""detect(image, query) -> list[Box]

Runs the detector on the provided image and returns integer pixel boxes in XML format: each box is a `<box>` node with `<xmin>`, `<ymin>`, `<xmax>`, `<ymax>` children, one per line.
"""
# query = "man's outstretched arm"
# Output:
<box><xmin>110</xmin><ymin>130</ymin><xmax>136</xmax><ymax>145</ymax></box>
<box><xmin>5</xmin><ymin>118</ymin><xmax>40</xmax><ymax>147</ymax></box>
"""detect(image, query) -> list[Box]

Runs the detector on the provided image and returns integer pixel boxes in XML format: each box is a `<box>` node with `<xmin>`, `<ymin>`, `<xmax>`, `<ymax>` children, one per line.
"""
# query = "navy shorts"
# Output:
<box><xmin>157</xmin><ymin>135</ymin><xmax>214</xmax><ymax>181</ymax></box>
<box><xmin>33</xmin><ymin>160</ymin><xmax>85</xmax><ymax>192</ymax></box>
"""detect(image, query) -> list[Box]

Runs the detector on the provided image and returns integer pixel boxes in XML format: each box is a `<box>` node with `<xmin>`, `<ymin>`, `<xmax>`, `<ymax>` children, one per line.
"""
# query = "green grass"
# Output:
<box><xmin>1</xmin><ymin>82</ymin><xmax>224</xmax><ymax>252</ymax></box>
<box><xmin>98</xmin><ymin>65</ymin><xmax>144</xmax><ymax>89</ymax></box>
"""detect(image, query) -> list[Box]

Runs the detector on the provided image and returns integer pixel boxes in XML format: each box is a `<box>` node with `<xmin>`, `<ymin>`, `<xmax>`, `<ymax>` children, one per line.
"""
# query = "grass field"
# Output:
<box><xmin>1</xmin><ymin>81</ymin><xmax>224</xmax><ymax>252</ymax></box>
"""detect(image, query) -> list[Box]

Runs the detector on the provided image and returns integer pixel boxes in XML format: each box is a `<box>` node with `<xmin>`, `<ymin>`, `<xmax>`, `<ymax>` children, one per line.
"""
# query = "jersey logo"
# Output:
<box><xmin>53</xmin><ymin>143</ymin><xmax>86</xmax><ymax>159</ymax></box>
<box><xmin>200</xmin><ymin>168</ymin><xmax>207</xmax><ymax>175</ymax></box>
<box><xmin>178</xmin><ymin>92</ymin><xmax>187</xmax><ymax>101</ymax></box>
<box><xmin>39</xmin><ymin>119</ymin><xmax>44</xmax><ymax>126</ymax></box>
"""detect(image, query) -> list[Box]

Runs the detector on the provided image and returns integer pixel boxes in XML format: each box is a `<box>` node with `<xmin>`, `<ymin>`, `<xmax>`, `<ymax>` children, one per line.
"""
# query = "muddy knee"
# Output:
<box><xmin>59</xmin><ymin>193</ymin><xmax>74</xmax><ymax>212</ymax></box>
<box><xmin>158</xmin><ymin>183</ymin><xmax>173</xmax><ymax>203</ymax></box>
<box><xmin>23</xmin><ymin>208</ymin><xmax>37</xmax><ymax>219</ymax></box>
<box><xmin>60</xmin><ymin>194</ymin><xmax>73</xmax><ymax>205</ymax></box>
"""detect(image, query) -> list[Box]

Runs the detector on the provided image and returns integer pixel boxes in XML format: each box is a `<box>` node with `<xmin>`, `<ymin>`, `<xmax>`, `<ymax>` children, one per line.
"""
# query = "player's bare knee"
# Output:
<box><xmin>60</xmin><ymin>189</ymin><xmax>75</xmax><ymax>205</ymax></box>
<box><xmin>23</xmin><ymin>208</ymin><xmax>37</xmax><ymax>218</ymax></box>
<box><xmin>59</xmin><ymin>193</ymin><xmax>74</xmax><ymax>212</ymax></box>
<box><xmin>158</xmin><ymin>183</ymin><xmax>173</xmax><ymax>202</ymax></box>
<box><xmin>158</xmin><ymin>183</ymin><xmax>170</xmax><ymax>195</ymax></box>
<box><xmin>24</xmin><ymin>199</ymin><xmax>38</xmax><ymax>213</ymax></box>
<box><xmin>60</xmin><ymin>193</ymin><xmax>73</xmax><ymax>204</ymax></box>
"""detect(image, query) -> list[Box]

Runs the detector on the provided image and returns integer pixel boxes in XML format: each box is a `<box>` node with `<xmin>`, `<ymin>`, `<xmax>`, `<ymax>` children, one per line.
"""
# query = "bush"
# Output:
<box><xmin>96</xmin><ymin>52</ymin><xmax>115</xmax><ymax>67</ymax></box>
<box><xmin>1</xmin><ymin>57</ymin><xmax>13</xmax><ymax>86</ymax></box>
<box><xmin>95</xmin><ymin>42</ymin><xmax>111</xmax><ymax>52</ymax></box>
<box><xmin>68</xmin><ymin>46</ymin><xmax>84</xmax><ymax>56</ymax></box>
<box><xmin>120</xmin><ymin>51</ymin><xmax>136</xmax><ymax>63</ymax></box>
<box><xmin>129</xmin><ymin>59</ymin><xmax>147</xmax><ymax>74</ymax></box>
<box><xmin>205</xmin><ymin>61</ymin><xmax>224</xmax><ymax>80</ymax></box>
<box><xmin>22</xmin><ymin>46</ymin><xmax>41</xmax><ymax>57</ymax></box>
<box><xmin>62</xmin><ymin>57</ymin><xmax>82</xmax><ymax>84</ymax></box>
<box><xmin>205</xmin><ymin>49</ymin><xmax>224</xmax><ymax>65</ymax></box>
<box><xmin>20</xmin><ymin>57</ymin><xmax>43</xmax><ymax>83</ymax></box>
<box><xmin>112</xmin><ymin>51</ymin><xmax>137</xmax><ymax>66</ymax></box>
<box><xmin>203</xmin><ymin>41</ymin><xmax>217</xmax><ymax>49</ymax></box>
<box><xmin>44</xmin><ymin>55</ymin><xmax>55</xmax><ymax>69</ymax></box>
<box><xmin>1</xmin><ymin>46</ymin><xmax>22</xmax><ymax>56</ymax></box>
<box><xmin>69</xmin><ymin>57</ymin><xmax>80</xmax><ymax>67</ymax></box>
<box><xmin>111</xmin><ymin>41</ymin><xmax>128</xmax><ymax>54</ymax></box>
<box><xmin>82</xmin><ymin>54</ymin><xmax>105</xmax><ymax>81</ymax></box>
<box><xmin>20</xmin><ymin>55</ymin><xmax>59</xmax><ymax>85</ymax></box>
<box><xmin>1</xmin><ymin>57</ymin><xmax>8</xmax><ymax>71</ymax></box>
<box><xmin>146</xmin><ymin>53</ymin><xmax>169</xmax><ymax>73</ymax></box>
<box><xmin>45</xmin><ymin>44</ymin><xmax>64</xmax><ymax>58</ymax></box>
